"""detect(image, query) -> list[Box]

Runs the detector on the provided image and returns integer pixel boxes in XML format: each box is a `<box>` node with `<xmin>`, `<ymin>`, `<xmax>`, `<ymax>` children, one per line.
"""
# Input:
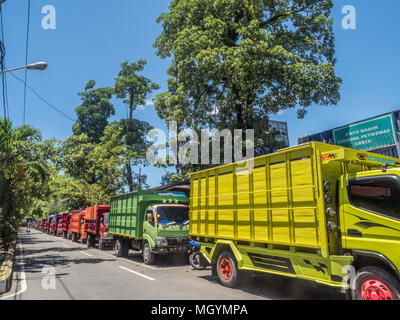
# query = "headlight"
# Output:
<box><xmin>155</xmin><ymin>237</ymin><xmax>168</xmax><ymax>247</ymax></box>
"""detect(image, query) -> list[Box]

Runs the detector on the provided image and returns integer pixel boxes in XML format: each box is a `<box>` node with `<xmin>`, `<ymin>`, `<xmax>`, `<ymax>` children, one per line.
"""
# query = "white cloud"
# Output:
<box><xmin>137</xmin><ymin>99</ymin><xmax>154</xmax><ymax>111</ymax></box>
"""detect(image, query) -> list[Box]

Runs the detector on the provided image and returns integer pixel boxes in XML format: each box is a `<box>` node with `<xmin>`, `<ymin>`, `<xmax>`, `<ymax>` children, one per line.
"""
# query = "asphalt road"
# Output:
<box><xmin>0</xmin><ymin>228</ymin><xmax>346</xmax><ymax>300</ymax></box>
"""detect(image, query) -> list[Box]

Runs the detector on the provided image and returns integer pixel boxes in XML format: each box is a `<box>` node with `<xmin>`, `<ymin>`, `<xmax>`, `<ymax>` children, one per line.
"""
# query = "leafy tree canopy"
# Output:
<box><xmin>154</xmin><ymin>0</ymin><xmax>341</xmax><ymax>135</ymax></box>
<box><xmin>72</xmin><ymin>80</ymin><xmax>115</xmax><ymax>143</ymax></box>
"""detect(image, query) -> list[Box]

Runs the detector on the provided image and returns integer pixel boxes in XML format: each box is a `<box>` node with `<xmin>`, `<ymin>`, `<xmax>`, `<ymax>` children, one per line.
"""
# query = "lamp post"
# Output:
<box><xmin>0</xmin><ymin>61</ymin><xmax>48</xmax><ymax>74</ymax></box>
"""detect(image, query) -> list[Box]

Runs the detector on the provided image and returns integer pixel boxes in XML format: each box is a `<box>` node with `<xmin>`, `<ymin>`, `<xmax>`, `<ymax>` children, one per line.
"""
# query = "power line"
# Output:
<box><xmin>0</xmin><ymin>3</ymin><xmax>9</xmax><ymax>118</ymax></box>
<box><xmin>9</xmin><ymin>72</ymin><xmax>75</xmax><ymax>122</ymax></box>
<box><xmin>0</xmin><ymin>40</ymin><xmax>6</xmax><ymax>118</ymax></box>
<box><xmin>23</xmin><ymin>0</ymin><xmax>31</xmax><ymax>124</ymax></box>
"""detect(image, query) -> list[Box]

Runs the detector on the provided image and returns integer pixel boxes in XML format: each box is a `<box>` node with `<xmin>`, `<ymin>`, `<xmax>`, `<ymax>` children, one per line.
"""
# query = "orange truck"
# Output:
<box><xmin>69</xmin><ymin>209</ymin><xmax>87</xmax><ymax>243</ymax></box>
<box><xmin>85</xmin><ymin>205</ymin><xmax>113</xmax><ymax>250</ymax></box>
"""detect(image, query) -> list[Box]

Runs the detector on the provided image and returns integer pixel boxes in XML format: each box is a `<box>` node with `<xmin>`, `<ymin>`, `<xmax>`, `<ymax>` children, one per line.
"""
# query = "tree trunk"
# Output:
<box><xmin>125</xmin><ymin>161</ymin><xmax>134</xmax><ymax>192</ymax></box>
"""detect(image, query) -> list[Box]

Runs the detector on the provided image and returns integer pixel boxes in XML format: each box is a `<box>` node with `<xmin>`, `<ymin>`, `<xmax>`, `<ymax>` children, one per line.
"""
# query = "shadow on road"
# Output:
<box><xmin>198</xmin><ymin>272</ymin><xmax>346</xmax><ymax>300</ymax></box>
<box><xmin>124</xmin><ymin>251</ymin><xmax>190</xmax><ymax>268</ymax></box>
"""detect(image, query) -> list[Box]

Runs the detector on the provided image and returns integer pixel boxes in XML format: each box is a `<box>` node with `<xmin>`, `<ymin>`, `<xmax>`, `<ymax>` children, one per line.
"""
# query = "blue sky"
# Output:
<box><xmin>3</xmin><ymin>0</ymin><xmax>400</xmax><ymax>187</ymax></box>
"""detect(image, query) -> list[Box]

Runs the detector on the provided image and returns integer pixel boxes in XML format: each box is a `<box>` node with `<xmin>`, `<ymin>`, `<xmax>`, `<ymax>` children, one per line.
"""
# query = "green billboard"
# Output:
<box><xmin>333</xmin><ymin>114</ymin><xmax>397</xmax><ymax>151</ymax></box>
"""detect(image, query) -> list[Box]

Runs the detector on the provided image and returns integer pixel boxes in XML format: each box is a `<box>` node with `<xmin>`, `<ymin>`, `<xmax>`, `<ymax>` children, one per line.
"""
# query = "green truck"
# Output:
<box><xmin>190</xmin><ymin>142</ymin><xmax>400</xmax><ymax>300</ymax></box>
<box><xmin>108</xmin><ymin>190</ymin><xmax>190</xmax><ymax>264</ymax></box>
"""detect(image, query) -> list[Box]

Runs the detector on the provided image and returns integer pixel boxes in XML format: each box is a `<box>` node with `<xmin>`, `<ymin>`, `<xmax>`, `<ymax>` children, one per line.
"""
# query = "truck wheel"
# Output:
<box><xmin>63</xmin><ymin>231</ymin><xmax>67</xmax><ymax>239</ymax></box>
<box><xmin>142</xmin><ymin>242</ymin><xmax>155</xmax><ymax>265</ymax></box>
<box><xmin>216</xmin><ymin>251</ymin><xmax>242</xmax><ymax>288</ymax></box>
<box><xmin>87</xmin><ymin>235</ymin><xmax>94</xmax><ymax>248</ymax></box>
<box><xmin>351</xmin><ymin>267</ymin><xmax>400</xmax><ymax>300</ymax></box>
<box><xmin>115</xmin><ymin>239</ymin><xmax>125</xmax><ymax>257</ymax></box>
<box><xmin>122</xmin><ymin>239</ymin><xmax>129</xmax><ymax>256</ymax></box>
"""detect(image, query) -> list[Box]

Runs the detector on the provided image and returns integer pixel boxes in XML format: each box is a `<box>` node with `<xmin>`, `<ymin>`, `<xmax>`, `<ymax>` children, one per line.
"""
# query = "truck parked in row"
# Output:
<box><xmin>85</xmin><ymin>205</ymin><xmax>113</xmax><ymax>250</ymax></box>
<box><xmin>109</xmin><ymin>190</ymin><xmax>190</xmax><ymax>264</ymax></box>
<box><xmin>58</xmin><ymin>212</ymin><xmax>71</xmax><ymax>239</ymax></box>
<box><xmin>46</xmin><ymin>215</ymin><xmax>55</xmax><ymax>234</ymax></box>
<box><xmin>190</xmin><ymin>142</ymin><xmax>400</xmax><ymax>300</ymax></box>
<box><xmin>69</xmin><ymin>209</ymin><xmax>86</xmax><ymax>243</ymax></box>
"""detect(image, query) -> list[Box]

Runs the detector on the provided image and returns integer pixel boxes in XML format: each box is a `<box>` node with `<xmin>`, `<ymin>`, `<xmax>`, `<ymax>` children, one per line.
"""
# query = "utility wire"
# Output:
<box><xmin>0</xmin><ymin>41</ymin><xmax>6</xmax><ymax>119</ymax></box>
<box><xmin>23</xmin><ymin>0</ymin><xmax>31</xmax><ymax>124</ymax></box>
<box><xmin>0</xmin><ymin>4</ymin><xmax>9</xmax><ymax>118</ymax></box>
<box><xmin>9</xmin><ymin>72</ymin><xmax>75</xmax><ymax>122</ymax></box>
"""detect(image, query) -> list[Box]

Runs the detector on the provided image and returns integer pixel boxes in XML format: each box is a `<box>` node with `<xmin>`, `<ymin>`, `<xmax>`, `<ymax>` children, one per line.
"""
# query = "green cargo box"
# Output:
<box><xmin>109</xmin><ymin>190</ymin><xmax>189</xmax><ymax>239</ymax></box>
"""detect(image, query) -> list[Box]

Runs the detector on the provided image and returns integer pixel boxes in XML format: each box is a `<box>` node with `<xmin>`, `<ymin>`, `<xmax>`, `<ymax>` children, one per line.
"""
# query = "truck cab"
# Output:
<box><xmin>334</xmin><ymin>168</ymin><xmax>400</xmax><ymax>299</ymax></box>
<box><xmin>142</xmin><ymin>204</ymin><xmax>190</xmax><ymax>263</ymax></box>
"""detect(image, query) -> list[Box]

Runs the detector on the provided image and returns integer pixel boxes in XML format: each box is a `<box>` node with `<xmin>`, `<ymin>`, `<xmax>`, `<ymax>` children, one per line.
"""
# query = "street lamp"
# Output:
<box><xmin>0</xmin><ymin>61</ymin><xmax>48</xmax><ymax>74</ymax></box>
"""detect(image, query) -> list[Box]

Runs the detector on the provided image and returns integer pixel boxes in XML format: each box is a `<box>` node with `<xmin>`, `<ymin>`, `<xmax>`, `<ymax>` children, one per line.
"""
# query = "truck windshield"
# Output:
<box><xmin>157</xmin><ymin>206</ymin><xmax>189</xmax><ymax>225</ymax></box>
<box><xmin>349</xmin><ymin>175</ymin><xmax>400</xmax><ymax>219</ymax></box>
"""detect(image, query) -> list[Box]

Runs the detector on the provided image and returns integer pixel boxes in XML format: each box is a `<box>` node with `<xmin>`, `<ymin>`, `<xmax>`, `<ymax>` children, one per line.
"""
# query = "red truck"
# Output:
<box><xmin>85</xmin><ymin>205</ymin><xmax>113</xmax><ymax>250</ymax></box>
<box><xmin>50</xmin><ymin>214</ymin><xmax>63</xmax><ymax>236</ymax></box>
<box><xmin>69</xmin><ymin>209</ymin><xmax>87</xmax><ymax>243</ymax></box>
<box><xmin>46</xmin><ymin>215</ymin><xmax>55</xmax><ymax>234</ymax></box>
<box><xmin>41</xmin><ymin>218</ymin><xmax>47</xmax><ymax>232</ymax></box>
<box><xmin>57</xmin><ymin>212</ymin><xmax>71</xmax><ymax>238</ymax></box>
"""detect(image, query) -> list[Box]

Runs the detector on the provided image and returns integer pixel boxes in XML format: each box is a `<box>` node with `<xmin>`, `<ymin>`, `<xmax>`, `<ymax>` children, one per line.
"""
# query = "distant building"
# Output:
<box><xmin>298</xmin><ymin>110</ymin><xmax>400</xmax><ymax>158</ymax></box>
<box><xmin>269</xmin><ymin>120</ymin><xmax>290</xmax><ymax>148</ymax></box>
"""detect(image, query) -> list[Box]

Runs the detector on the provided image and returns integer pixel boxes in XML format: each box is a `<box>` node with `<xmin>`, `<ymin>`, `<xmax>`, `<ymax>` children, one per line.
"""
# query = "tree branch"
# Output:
<box><xmin>259</xmin><ymin>6</ymin><xmax>310</xmax><ymax>28</ymax></box>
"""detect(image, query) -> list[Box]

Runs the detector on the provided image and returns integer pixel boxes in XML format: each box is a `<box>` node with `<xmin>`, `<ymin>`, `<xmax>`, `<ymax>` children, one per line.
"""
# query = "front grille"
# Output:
<box><xmin>167</xmin><ymin>238</ymin><xmax>189</xmax><ymax>245</ymax></box>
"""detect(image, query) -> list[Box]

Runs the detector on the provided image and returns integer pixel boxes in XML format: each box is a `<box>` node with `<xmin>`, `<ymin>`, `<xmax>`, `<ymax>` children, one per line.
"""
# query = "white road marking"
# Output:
<box><xmin>0</xmin><ymin>242</ymin><xmax>27</xmax><ymax>300</ymax></box>
<box><xmin>79</xmin><ymin>251</ymin><xmax>92</xmax><ymax>257</ymax></box>
<box><xmin>61</xmin><ymin>243</ymin><xmax>70</xmax><ymax>248</ymax></box>
<box><xmin>118</xmin><ymin>266</ymin><xmax>156</xmax><ymax>281</ymax></box>
<box><xmin>92</xmin><ymin>250</ymin><xmax>159</xmax><ymax>271</ymax></box>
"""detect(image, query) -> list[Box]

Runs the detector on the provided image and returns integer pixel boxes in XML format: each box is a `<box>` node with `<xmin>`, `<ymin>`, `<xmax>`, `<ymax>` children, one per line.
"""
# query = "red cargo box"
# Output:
<box><xmin>85</xmin><ymin>205</ymin><xmax>110</xmax><ymax>234</ymax></box>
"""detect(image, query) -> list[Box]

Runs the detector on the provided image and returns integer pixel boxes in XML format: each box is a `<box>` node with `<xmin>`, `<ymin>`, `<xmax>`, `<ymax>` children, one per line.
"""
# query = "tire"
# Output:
<box><xmin>142</xmin><ymin>242</ymin><xmax>155</xmax><ymax>265</ymax></box>
<box><xmin>99</xmin><ymin>240</ymin><xmax>105</xmax><ymax>251</ymax></box>
<box><xmin>122</xmin><ymin>239</ymin><xmax>129</xmax><ymax>256</ymax></box>
<box><xmin>351</xmin><ymin>266</ymin><xmax>400</xmax><ymax>300</ymax></box>
<box><xmin>87</xmin><ymin>234</ymin><xmax>94</xmax><ymax>248</ymax></box>
<box><xmin>216</xmin><ymin>250</ymin><xmax>242</xmax><ymax>288</ymax></box>
<box><xmin>63</xmin><ymin>231</ymin><xmax>67</xmax><ymax>239</ymax></box>
<box><xmin>189</xmin><ymin>252</ymin><xmax>207</xmax><ymax>270</ymax></box>
<box><xmin>115</xmin><ymin>238</ymin><xmax>125</xmax><ymax>257</ymax></box>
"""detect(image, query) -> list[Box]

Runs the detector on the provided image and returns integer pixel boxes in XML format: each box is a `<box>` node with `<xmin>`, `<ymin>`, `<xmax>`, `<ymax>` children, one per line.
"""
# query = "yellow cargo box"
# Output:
<box><xmin>190</xmin><ymin>142</ymin><xmax>399</xmax><ymax>257</ymax></box>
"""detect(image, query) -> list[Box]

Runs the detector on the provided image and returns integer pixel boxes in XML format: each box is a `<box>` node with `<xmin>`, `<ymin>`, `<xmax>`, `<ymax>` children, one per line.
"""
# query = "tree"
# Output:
<box><xmin>72</xmin><ymin>80</ymin><xmax>115</xmax><ymax>144</ymax></box>
<box><xmin>99</xmin><ymin>120</ymin><xmax>153</xmax><ymax>192</ymax></box>
<box><xmin>114</xmin><ymin>60</ymin><xmax>160</xmax><ymax>191</ymax></box>
<box><xmin>0</xmin><ymin>119</ymin><xmax>49</xmax><ymax>246</ymax></box>
<box><xmin>114</xmin><ymin>60</ymin><xmax>160</xmax><ymax>121</ymax></box>
<box><xmin>62</xmin><ymin>134</ymin><xmax>98</xmax><ymax>184</ymax></box>
<box><xmin>154</xmin><ymin>0</ymin><xmax>342</xmax><ymax>153</ymax></box>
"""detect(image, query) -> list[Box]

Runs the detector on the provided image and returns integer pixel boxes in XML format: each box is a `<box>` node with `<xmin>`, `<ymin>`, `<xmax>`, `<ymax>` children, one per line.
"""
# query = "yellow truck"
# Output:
<box><xmin>189</xmin><ymin>142</ymin><xmax>400</xmax><ymax>300</ymax></box>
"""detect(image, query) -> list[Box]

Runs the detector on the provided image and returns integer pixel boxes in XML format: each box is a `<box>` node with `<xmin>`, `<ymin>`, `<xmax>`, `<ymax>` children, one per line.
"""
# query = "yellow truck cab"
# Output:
<box><xmin>189</xmin><ymin>142</ymin><xmax>400</xmax><ymax>300</ymax></box>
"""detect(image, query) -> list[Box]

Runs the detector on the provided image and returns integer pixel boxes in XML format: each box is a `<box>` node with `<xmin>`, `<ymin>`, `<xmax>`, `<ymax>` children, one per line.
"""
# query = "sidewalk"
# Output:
<box><xmin>0</xmin><ymin>239</ymin><xmax>16</xmax><ymax>294</ymax></box>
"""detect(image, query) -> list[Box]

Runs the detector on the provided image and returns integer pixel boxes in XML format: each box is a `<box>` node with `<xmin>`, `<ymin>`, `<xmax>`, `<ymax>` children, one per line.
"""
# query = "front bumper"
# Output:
<box><xmin>153</xmin><ymin>245</ymin><xmax>190</xmax><ymax>254</ymax></box>
<box><xmin>101</xmin><ymin>237</ymin><xmax>114</xmax><ymax>244</ymax></box>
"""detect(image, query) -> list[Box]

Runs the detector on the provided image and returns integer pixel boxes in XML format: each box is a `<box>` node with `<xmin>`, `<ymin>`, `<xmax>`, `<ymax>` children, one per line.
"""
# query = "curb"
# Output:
<box><xmin>0</xmin><ymin>242</ymin><xmax>16</xmax><ymax>294</ymax></box>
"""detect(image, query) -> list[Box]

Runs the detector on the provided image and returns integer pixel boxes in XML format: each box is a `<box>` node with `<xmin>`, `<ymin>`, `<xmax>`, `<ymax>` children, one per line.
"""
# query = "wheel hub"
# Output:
<box><xmin>220</xmin><ymin>258</ymin><xmax>232</xmax><ymax>280</ymax></box>
<box><xmin>361</xmin><ymin>279</ymin><xmax>393</xmax><ymax>300</ymax></box>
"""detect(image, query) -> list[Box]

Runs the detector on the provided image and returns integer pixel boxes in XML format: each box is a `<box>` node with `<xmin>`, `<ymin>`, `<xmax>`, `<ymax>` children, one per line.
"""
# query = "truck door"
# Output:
<box><xmin>144</xmin><ymin>209</ymin><xmax>156</xmax><ymax>236</ymax></box>
<box><xmin>340</xmin><ymin>174</ymin><xmax>400</xmax><ymax>262</ymax></box>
